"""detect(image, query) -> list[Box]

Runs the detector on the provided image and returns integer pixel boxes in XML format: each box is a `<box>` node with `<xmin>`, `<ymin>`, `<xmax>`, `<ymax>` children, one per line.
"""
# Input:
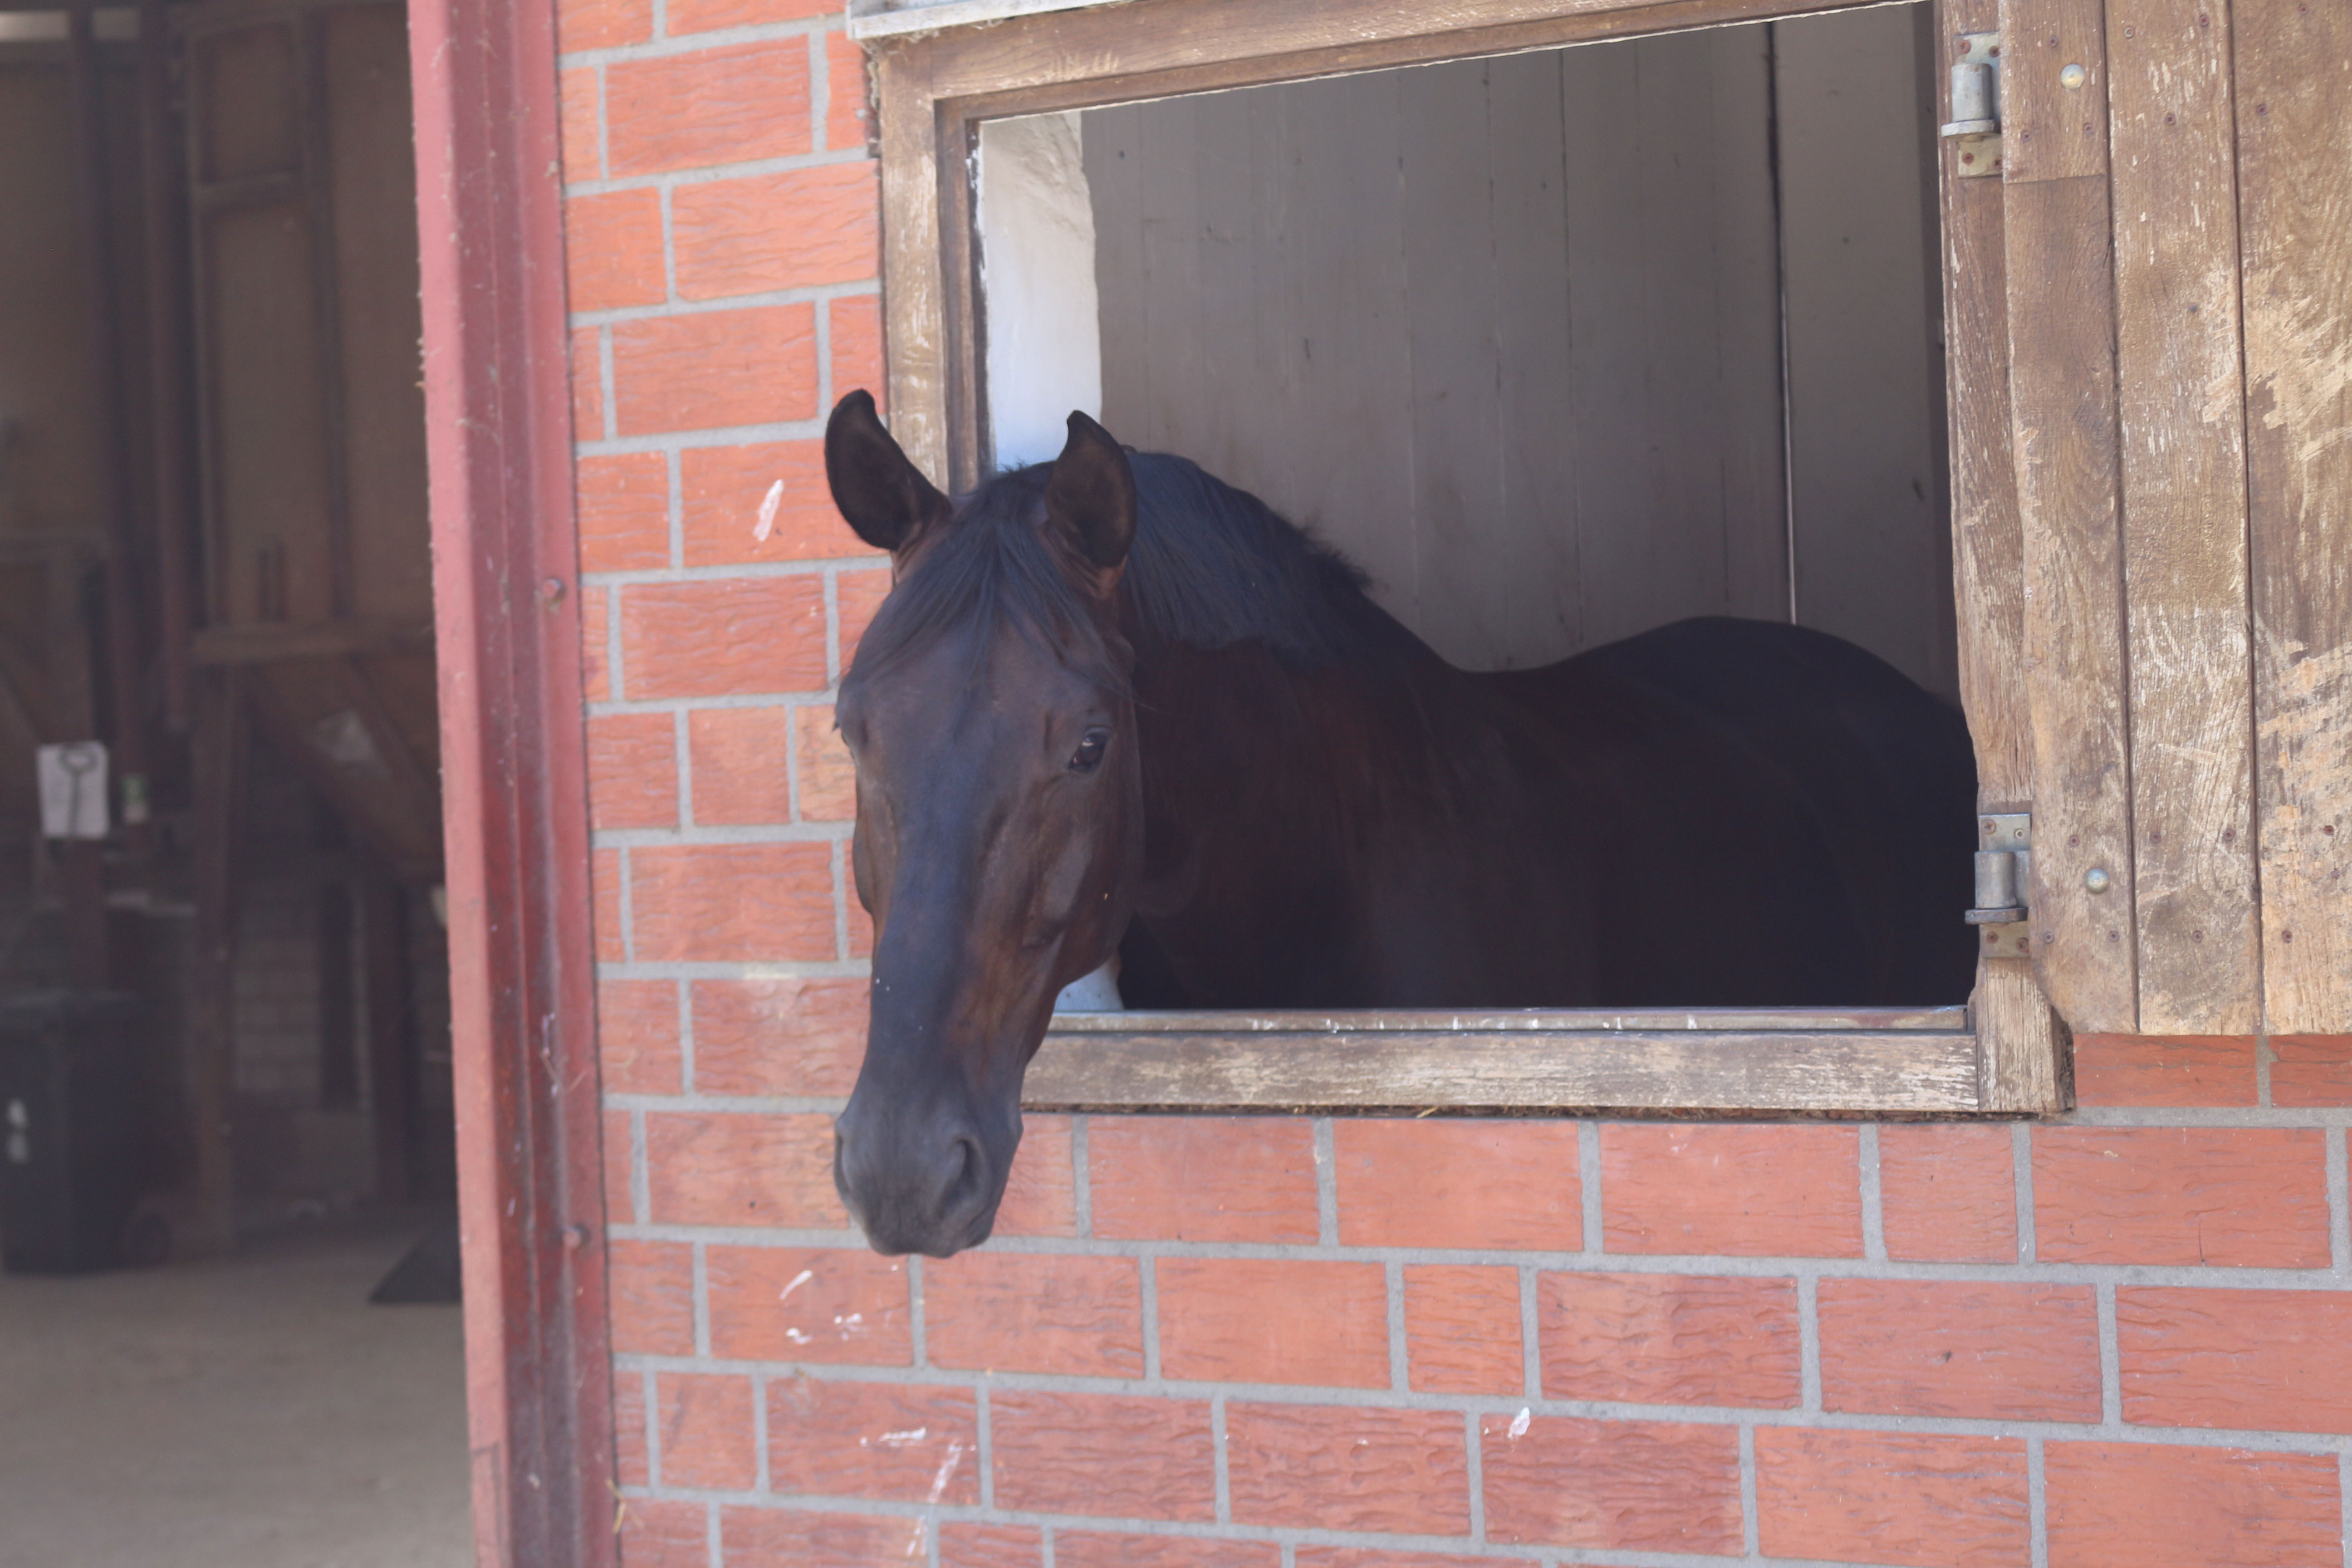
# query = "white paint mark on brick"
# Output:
<box><xmin>755</xmin><ymin>479</ymin><xmax>784</xmax><ymax>542</ymax></box>
<box><xmin>778</xmin><ymin>1267</ymin><xmax>815</xmax><ymax>1302</ymax></box>
<box><xmin>1507</xmin><ymin>1406</ymin><xmax>1530</xmax><ymax>1440</ymax></box>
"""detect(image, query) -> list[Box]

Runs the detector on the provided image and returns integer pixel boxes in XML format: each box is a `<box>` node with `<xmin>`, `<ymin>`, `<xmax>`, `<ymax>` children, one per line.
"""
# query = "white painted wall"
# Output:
<box><xmin>975</xmin><ymin>111</ymin><xmax>1103</xmax><ymax>470</ymax></box>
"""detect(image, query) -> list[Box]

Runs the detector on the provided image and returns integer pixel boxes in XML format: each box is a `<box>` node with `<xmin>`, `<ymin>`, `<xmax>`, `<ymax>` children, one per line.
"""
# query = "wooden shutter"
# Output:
<box><xmin>1984</xmin><ymin>0</ymin><xmax>2345</xmax><ymax>1039</ymax></box>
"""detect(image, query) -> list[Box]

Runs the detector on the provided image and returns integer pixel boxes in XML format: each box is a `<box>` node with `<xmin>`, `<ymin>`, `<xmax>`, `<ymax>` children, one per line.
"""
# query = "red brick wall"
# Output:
<box><xmin>557</xmin><ymin>9</ymin><xmax>2352</xmax><ymax>1563</ymax></box>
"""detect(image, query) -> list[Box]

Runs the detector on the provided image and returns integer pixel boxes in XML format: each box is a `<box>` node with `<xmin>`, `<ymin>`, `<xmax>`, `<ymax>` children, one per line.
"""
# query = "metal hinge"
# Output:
<box><xmin>1940</xmin><ymin>33</ymin><xmax>2003</xmax><ymax>179</ymax></box>
<box><xmin>1965</xmin><ymin>812</ymin><xmax>2031</xmax><ymax>960</ymax></box>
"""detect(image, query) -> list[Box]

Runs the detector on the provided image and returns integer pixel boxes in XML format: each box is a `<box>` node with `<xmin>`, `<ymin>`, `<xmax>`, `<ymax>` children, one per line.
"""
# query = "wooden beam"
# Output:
<box><xmin>185</xmin><ymin>669</ymin><xmax>246</xmax><ymax>1256</ymax></box>
<box><xmin>191</xmin><ymin>617</ymin><xmax>433</xmax><ymax>665</ymax></box>
<box><xmin>1024</xmin><ymin>1023</ymin><xmax>1983</xmax><ymax>1113</ymax></box>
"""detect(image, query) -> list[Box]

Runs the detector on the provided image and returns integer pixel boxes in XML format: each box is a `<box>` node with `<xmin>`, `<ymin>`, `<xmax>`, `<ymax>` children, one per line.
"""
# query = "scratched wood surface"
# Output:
<box><xmin>2103</xmin><ymin>0</ymin><xmax>2257</xmax><ymax>1034</ymax></box>
<box><xmin>1936</xmin><ymin>0</ymin><xmax>2066</xmax><ymax>1109</ymax></box>
<box><xmin>2237</xmin><ymin>0</ymin><xmax>2352</xmax><ymax>1034</ymax></box>
<box><xmin>1025</xmin><ymin>1027</ymin><xmax>1982</xmax><ymax>1112</ymax></box>
<box><xmin>2001</xmin><ymin>0</ymin><xmax>2137</xmax><ymax>1036</ymax></box>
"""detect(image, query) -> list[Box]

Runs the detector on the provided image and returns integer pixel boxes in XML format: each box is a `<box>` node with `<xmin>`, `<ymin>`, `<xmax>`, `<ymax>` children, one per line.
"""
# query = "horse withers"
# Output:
<box><xmin>821</xmin><ymin>389</ymin><xmax>1977</xmax><ymax>1257</ymax></box>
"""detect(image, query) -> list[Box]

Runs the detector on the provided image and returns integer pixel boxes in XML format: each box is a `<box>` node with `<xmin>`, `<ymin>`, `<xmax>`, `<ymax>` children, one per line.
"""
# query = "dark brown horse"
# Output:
<box><xmin>823</xmin><ymin>390</ymin><xmax>1975</xmax><ymax>1256</ymax></box>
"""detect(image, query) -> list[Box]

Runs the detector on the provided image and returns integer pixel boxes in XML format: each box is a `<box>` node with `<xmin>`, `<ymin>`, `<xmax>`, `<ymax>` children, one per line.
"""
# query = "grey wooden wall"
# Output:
<box><xmin>1079</xmin><ymin>5</ymin><xmax>1954</xmax><ymax>696</ymax></box>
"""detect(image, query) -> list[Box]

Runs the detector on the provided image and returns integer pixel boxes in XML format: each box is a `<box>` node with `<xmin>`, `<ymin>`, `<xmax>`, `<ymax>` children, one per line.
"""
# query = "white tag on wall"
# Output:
<box><xmin>37</xmin><ymin>741</ymin><xmax>109</xmax><ymax>839</ymax></box>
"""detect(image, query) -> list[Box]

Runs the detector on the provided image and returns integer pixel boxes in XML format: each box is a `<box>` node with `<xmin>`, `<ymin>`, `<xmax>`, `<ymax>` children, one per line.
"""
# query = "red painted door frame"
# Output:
<box><xmin>407</xmin><ymin>0</ymin><xmax>616</xmax><ymax>1555</ymax></box>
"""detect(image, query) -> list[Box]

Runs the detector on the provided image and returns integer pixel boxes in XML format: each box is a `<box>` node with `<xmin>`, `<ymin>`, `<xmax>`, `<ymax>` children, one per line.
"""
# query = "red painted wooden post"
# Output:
<box><xmin>406</xmin><ymin>0</ymin><xmax>616</xmax><ymax>1553</ymax></box>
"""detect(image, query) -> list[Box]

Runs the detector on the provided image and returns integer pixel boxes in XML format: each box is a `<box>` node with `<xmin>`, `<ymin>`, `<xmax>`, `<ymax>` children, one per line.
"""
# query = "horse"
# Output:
<box><xmin>821</xmin><ymin>389</ymin><xmax>1977</xmax><ymax>1257</ymax></box>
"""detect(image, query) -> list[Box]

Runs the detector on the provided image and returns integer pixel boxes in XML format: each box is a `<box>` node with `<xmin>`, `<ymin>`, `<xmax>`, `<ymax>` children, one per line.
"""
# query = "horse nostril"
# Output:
<box><xmin>940</xmin><ymin>1137</ymin><xmax>985</xmax><ymax>1215</ymax></box>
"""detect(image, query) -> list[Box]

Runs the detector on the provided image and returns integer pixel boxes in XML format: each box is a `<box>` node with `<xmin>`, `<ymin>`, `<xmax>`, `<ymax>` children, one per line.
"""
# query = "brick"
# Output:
<box><xmin>830</xmin><ymin>294</ymin><xmax>885</xmax><ymax>408</ymax></box>
<box><xmin>1755</xmin><ymin>1428</ymin><xmax>2029</xmax><ymax>1568</ymax></box>
<box><xmin>653</xmin><ymin>1372</ymin><xmax>755</xmax><ymax>1490</ymax></box>
<box><xmin>559</xmin><ymin>71</ymin><xmax>600</xmax><ymax>184</ymax></box>
<box><xmin>941</xmin><ymin>1524</ymin><xmax>1041</xmax><ymax>1568</ymax></box>
<box><xmin>765</xmin><ymin>1377</ymin><xmax>978</xmax><ymax>1503</ymax></box>
<box><xmin>1156</xmin><ymin>1259</ymin><xmax>1388</xmax><ymax>1387</ymax></box>
<box><xmin>847</xmin><ymin>883</ymin><xmax>872</xmax><ymax>960</ymax></box>
<box><xmin>2074</xmin><ymin>1033</ymin><xmax>2257</xmax><ymax>1106</ymax></box>
<box><xmin>599</xmin><ymin>978</ymin><xmax>681</xmax><ymax>1094</ymax></box>
<box><xmin>1599</xmin><ymin>1123</ymin><xmax>1861</xmax><ymax>1257</ymax></box>
<box><xmin>2273</xmin><ymin>1034</ymin><xmax>2352</xmax><ymax>1106</ymax></box>
<box><xmin>645</xmin><ymin>1110</ymin><xmax>847</xmax><ymax>1228</ymax></box>
<box><xmin>989</xmin><ymin>1390</ymin><xmax>1216</xmax><ymax>1521</ymax></box>
<box><xmin>667</xmin><ymin>0</ymin><xmax>829</xmax><ymax>34</ymax></box>
<box><xmin>1539</xmin><ymin>1271</ymin><xmax>1799</xmax><ymax>1410</ymax></box>
<box><xmin>675</xmin><ymin>163</ymin><xmax>881</xmax><ymax>301</ymax></box>
<box><xmin>589</xmin><ymin>712</ymin><xmax>679</xmax><ymax>830</ymax></box>
<box><xmin>1481</xmin><ymin>1413</ymin><xmax>1742</xmax><ymax>1555</ymax></box>
<box><xmin>1403</xmin><ymin>1264</ymin><xmax>1523</xmax><ymax>1396</ymax></box>
<box><xmin>617</xmin><ymin>1498</ymin><xmax>704</xmax><ymax>1568</ymax></box>
<box><xmin>2044</xmin><ymin>1441</ymin><xmax>2343</xmax><ymax>1568</ymax></box>
<box><xmin>593</xmin><ymin>847</ymin><xmax>624</xmax><ymax>962</ymax></box>
<box><xmin>582</xmin><ymin>586</ymin><xmax>611</xmax><ymax>702</ymax></box>
<box><xmin>721</xmin><ymin>1507</ymin><xmax>926</xmax><ymax>1567</ymax></box>
<box><xmin>826</xmin><ymin>35</ymin><xmax>871</xmax><ymax>152</ymax></box>
<box><xmin>1088</xmin><ymin>1117</ymin><xmax>1318</xmax><ymax>1243</ymax></box>
<box><xmin>995</xmin><ymin>1114</ymin><xmax>1077</xmax><ymax>1236</ymax></box>
<box><xmin>683</xmin><ymin>441</ymin><xmax>875</xmax><ymax>568</ymax></box>
<box><xmin>605</xmin><ymin>42</ymin><xmax>809</xmax><ymax>177</ymax></box>
<box><xmin>1225</xmin><ymin>1403</ymin><xmax>1471</xmax><ymax>1535</ymax></box>
<box><xmin>557</xmin><ymin>0</ymin><xmax>648</xmax><ymax>50</ymax></box>
<box><xmin>797</xmin><ymin>704</ymin><xmax>855</xmax><ymax>821</ymax></box>
<box><xmin>612</xmin><ymin>303</ymin><xmax>818</xmax><ymax>436</ymax></box>
<box><xmin>1296</xmin><ymin>1553</ymin><xmax>1535</xmax><ymax>1568</ymax></box>
<box><xmin>687</xmin><ymin>706</ymin><xmax>794</xmax><ymax>825</ymax></box>
<box><xmin>1054</xmin><ymin>1534</ymin><xmax>1280</xmax><ymax>1568</ymax></box>
<box><xmin>2118</xmin><ymin>1287</ymin><xmax>2352</xmax><ymax>1433</ymax></box>
<box><xmin>706</xmin><ymin>1245</ymin><xmax>910</xmax><ymax>1365</ymax></box>
<box><xmin>613</xmin><ymin>1372</ymin><xmax>651</xmax><ymax>1488</ymax></box>
<box><xmin>578</xmin><ymin>451</ymin><xmax>670</xmax><ymax>575</ymax></box>
<box><xmin>837</xmin><ymin>567</ymin><xmax>890</xmax><ymax>666</ymax></box>
<box><xmin>630</xmin><ymin>843</ymin><xmax>835</xmax><ymax>963</ymax></box>
<box><xmin>2034</xmin><ymin>1127</ymin><xmax>2329</xmax><ymax>1268</ymax></box>
<box><xmin>619</xmin><ymin>575</ymin><xmax>827</xmax><ymax>698</ymax></box>
<box><xmin>1335</xmin><ymin>1120</ymin><xmax>1581</xmax><ymax>1250</ymax></box>
<box><xmin>604</xmin><ymin>1107</ymin><xmax>635</xmax><ymax>1220</ymax></box>
<box><xmin>608</xmin><ymin>1238</ymin><xmax>695</xmax><ymax>1355</ymax></box>
<box><xmin>566</xmin><ymin>190</ymin><xmax>667</xmax><ymax>314</ymax></box>
<box><xmin>1878</xmin><ymin>1122</ymin><xmax>2016</xmax><ymax>1262</ymax></box>
<box><xmin>1818</xmin><ymin>1279</ymin><xmax>2099</xmax><ymax>1422</ymax></box>
<box><xmin>692</xmin><ymin>976</ymin><xmax>864</xmax><ymax>1097</ymax></box>
<box><xmin>924</xmin><ymin>1252</ymin><xmax>1142</xmax><ymax>1377</ymax></box>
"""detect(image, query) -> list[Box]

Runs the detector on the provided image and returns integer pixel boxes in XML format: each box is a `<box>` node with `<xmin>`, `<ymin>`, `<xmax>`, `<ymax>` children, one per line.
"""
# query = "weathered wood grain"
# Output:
<box><xmin>2237</xmin><ymin>0</ymin><xmax>2352</xmax><ymax>1033</ymax></box>
<box><xmin>2104</xmin><ymin>0</ymin><xmax>2257</xmax><ymax>1033</ymax></box>
<box><xmin>2002</xmin><ymin>0</ymin><xmax>2135</xmax><ymax>1035</ymax></box>
<box><xmin>1936</xmin><ymin>0</ymin><xmax>2066</xmax><ymax>1110</ymax></box>
<box><xmin>878</xmin><ymin>44</ymin><xmax>950</xmax><ymax>484</ymax></box>
<box><xmin>1024</xmin><ymin>1026</ymin><xmax>1982</xmax><ymax>1112</ymax></box>
<box><xmin>1050</xmin><ymin>1005</ymin><xmax>1970</xmax><ymax>1033</ymax></box>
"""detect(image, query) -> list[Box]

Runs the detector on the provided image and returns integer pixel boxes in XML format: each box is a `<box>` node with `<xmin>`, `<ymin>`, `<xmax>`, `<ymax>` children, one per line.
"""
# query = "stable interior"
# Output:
<box><xmin>978</xmin><ymin>1</ymin><xmax>1957</xmax><ymax>701</ymax></box>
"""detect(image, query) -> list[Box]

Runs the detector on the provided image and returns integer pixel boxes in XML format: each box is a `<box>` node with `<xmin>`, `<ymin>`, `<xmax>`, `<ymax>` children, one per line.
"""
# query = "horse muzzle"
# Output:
<box><xmin>831</xmin><ymin>1090</ymin><xmax>1014</xmax><ymax>1258</ymax></box>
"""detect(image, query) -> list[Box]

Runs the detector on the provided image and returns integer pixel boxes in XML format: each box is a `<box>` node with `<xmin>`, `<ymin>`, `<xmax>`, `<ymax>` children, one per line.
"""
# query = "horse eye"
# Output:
<box><xmin>1068</xmin><ymin>730</ymin><xmax>1110</xmax><ymax>773</ymax></box>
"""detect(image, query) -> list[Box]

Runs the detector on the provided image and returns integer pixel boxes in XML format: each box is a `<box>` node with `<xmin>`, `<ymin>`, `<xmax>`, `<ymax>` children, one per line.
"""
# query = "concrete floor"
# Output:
<box><xmin>0</xmin><ymin>1219</ymin><xmax>473</xmax><ymax>1568</ymax></box>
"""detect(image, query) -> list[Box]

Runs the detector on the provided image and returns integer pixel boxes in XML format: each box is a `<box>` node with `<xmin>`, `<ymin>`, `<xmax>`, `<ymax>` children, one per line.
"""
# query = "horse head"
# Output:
<box><xmin>823</xmin><ymin>389</ymin><xmax>1143</xmax><ymax>1257</ymax></box>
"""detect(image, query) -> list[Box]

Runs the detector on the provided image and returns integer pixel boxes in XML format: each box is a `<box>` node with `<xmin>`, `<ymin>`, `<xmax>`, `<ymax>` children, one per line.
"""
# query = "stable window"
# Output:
<box><xmin>848</xmin><ymin>0</ymin><xmax>2332</xmax><ymax>1113</ymax></box>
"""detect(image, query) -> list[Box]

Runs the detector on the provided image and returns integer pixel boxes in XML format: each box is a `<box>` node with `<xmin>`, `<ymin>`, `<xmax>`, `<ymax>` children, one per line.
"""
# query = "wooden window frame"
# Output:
<box><xmin>860</xmin><ymin>0</ymin><xmax>2070</xmax><ymax>1117</ymax></box>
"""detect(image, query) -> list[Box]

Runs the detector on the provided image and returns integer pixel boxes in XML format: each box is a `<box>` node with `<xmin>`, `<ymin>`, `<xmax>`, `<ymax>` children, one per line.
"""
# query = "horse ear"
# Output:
<box><xmin>1044</xmin><ymin>412</ymin><xmax>1135</xmax><ymax>591</ymax></box>
<box><xmin>826</xmin><ymin>389</ymin><xmax>951</xmax><ymax>554</ymax></box>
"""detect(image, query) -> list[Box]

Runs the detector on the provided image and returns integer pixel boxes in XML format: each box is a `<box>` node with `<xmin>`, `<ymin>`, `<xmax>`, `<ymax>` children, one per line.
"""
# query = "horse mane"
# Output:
<box><xmin>849</xmin><ymin>451</ymin><xmax>1379</xmax><ymax>681</ymax></box>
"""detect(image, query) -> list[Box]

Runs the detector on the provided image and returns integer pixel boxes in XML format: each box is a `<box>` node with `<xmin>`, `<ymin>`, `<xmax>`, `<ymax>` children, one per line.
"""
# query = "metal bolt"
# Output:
<box><xmin>540</xmin><ymin>576</ymin><xmax>568</xmax><ymax>607</ymax></box>
<box><xmin>2060</xmin><ymin>62</ymin><xmax>2087</xmax><ymax>88</ymax></box>
<box><xmin>2084</xmin><ymin>866</ymin><xmax>2112</xmax><ymax>894</ymax></box>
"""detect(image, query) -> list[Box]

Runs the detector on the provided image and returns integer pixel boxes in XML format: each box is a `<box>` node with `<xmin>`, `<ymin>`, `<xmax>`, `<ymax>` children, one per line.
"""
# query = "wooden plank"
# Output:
<box><xmin>2002</xmin><ymin>0</ymin><xmax>2135</xmax><ymax>1035</ymax></box>
<box><xmin>1052</xmin><ymin>1004</ymin><xmax>1970</xmax><ymax>1032</ymax></box>
<box><xmin>1024</xmin><ymin>1027</ymin><xmax>1982</xmax><ymax>1112</ymax></box>
<box><xmin>1401</xmin><ymin>57</ymin><xmax>1504</xmax><ymax>664</ymax></box>
<box><xmin>2236</xmin><ymin>0</ymin><xmax>2352</xmax><ymax>1033</ymax></box>
<box><xmin>1776</xmin><ymin>4</ymin><xmax>1954</xmax><ymax>697</ymax></box>
<box><xmin>184</xmin><ymin>668</ymin><xmax>245</xmax><ymax>1256</ymax></box>
<box><xmin>1936</xmin><ymin>0</ymin><xmax>2066</xmax><ymax>1111</ymax></box>
<box><xmin>361</xmin><ymin>873</ymin><xmax>413</xmax><ymax>1202</ymax></box>
<box><xmin>2104</xmin><ymin>0</ymin><xmax>2256</xmax><ymax>1033</ymax></box>
<box><xmin>191</xmin><ymin>615</ymin><xmax>432</xmax><ymax>663</ymax></box>
<box><xmin>879</xmin><ymin>44</ymin><xmax>952</xmax><ymax>482</ymax></box>
<box><xmin>1705</xmin><ymin>23</ymin><xmax>1789</xmax><ymax>627</ymax></box>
